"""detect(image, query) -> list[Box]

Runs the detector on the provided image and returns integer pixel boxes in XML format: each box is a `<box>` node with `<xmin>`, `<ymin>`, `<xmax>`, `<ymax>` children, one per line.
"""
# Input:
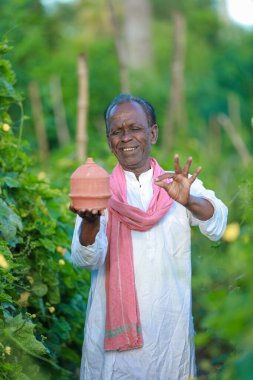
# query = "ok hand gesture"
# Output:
<box><xmin>154</xmin><ymin>154</ymin><xmax>202</xmax><ymax>206</ymax></box>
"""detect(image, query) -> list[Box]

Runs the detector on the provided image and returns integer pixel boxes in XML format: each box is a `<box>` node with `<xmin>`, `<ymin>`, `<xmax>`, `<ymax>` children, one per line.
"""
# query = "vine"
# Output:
<box><xmin>0</xmin><ymin>41</ymin><xmax>89</xmax><ymax>379</ymax></box>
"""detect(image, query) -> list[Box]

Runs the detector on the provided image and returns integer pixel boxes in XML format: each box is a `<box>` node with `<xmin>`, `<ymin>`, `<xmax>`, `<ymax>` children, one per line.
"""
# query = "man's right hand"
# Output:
<box><xmin>69</xmin><ymin>205</ymin><xmax>104</xmax><ymax>222</ymax></box>
<box><xmin>69</xmin><ymin>205</ymin><xmax>104</xmax><ymax>246</ymax></box>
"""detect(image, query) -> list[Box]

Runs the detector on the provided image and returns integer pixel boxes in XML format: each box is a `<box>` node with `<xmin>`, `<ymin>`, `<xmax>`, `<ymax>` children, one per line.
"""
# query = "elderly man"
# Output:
<box><xmin>71</xmin><ymin>94</ymin><xmax>228</xmax><ymax>380</ymax></box>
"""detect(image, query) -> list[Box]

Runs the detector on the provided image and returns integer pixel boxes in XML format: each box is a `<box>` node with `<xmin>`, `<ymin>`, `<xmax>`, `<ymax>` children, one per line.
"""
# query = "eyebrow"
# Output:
<box><xmin>110</xmin><ymin>122</ymin><xmax>144</xmax><ymax>129</ymax></box>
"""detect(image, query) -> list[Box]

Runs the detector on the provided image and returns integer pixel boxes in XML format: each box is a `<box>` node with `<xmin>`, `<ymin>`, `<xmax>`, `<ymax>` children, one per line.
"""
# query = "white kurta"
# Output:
<box><xmin>71</xmin><ymin>169</ymin><xmax>228</xmax><ymax>380</ymax></box>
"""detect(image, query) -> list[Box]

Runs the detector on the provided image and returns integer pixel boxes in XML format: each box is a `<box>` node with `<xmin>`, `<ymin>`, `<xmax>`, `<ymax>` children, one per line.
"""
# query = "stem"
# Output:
<box><xmin>17</xmin><ymin>101</ymin><xmax>24</xmax><ymax>148</ymax></box>
<box><xmin>6</xmin><ymin>332</ymin><xmax>70</xmax><ymax>374</ymax></box>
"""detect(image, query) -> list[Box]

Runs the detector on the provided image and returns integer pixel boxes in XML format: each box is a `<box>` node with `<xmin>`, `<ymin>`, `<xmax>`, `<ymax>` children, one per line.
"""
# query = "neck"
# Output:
<box><xmin>121</xmin><ymin>162</ymin><xmax>152</xmax><ymax>180</ymax></box>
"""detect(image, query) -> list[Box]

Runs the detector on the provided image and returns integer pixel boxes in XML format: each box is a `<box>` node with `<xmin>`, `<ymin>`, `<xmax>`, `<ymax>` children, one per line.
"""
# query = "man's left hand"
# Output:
<box><xmin>154</xmin><ymin>154</ymin><xmax>202</xmax><ymax>206</ymax></box>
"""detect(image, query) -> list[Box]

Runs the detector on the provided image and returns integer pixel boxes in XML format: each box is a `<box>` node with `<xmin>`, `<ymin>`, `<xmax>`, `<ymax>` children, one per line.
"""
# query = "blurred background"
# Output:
<box><xmin>0</xmin><ymin>0</ymin><xmax>253</xmax><ymax>379</ymax></box>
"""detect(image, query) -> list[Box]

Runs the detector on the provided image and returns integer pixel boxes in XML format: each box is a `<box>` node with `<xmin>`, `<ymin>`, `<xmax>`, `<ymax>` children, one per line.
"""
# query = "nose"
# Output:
<box><xmin>121</xmin><ymin>129</ymin><xmax>132</xmax><ymax>142</ymax></box>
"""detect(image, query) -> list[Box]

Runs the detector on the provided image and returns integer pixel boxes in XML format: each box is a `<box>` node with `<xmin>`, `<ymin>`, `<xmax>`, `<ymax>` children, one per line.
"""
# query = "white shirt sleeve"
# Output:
<box><xmin>188</xmin><ymin>177</ymin><xmax>228</xmax><ymax>241</ymax></box>
<box><xmin>71</xmin><ymin>213</ymin><xmax>108</xmax><ymax>270</ymax></box>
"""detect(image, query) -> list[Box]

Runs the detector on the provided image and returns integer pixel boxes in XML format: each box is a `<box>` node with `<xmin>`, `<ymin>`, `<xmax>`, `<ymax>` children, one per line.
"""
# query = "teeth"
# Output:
<box><xmin>123</xmin><ymin>148</ymin><xmax>135</xmax><ymax>151</ymax></box>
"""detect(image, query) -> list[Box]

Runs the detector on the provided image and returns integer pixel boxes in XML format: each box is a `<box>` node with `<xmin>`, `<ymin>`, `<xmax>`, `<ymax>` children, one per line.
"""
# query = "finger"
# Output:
<box><xmin>83</xmin><ymin>211</ymin><xmax>101</xmax><ymax>223</ymax></box>
<box><xmin>155</xmin><ymin>172</ymin><xmax>174</xmax><ymax>181</ymax></box>
<box><xmin>188</xmin><ymin>166</ymin><xmax>202</xmax><ymax>184</ymax></box>
<box><xmin>182</xmin><ymin>156</ymin><xmax>192</xmax><ymax>176</ymax></box>
<box><xmin>80</xmin><ymin>208</ymin><xmax>91</xmax><ymax>214</ymax></box>
<box><xmin>91</xmin><ymin>209</ymin><xmax>106</xmax><ymax>215</ymax></box>
<box><xmin>84</xmin><ymin>210</ymin><xmax>93</xmax><ymax>217</ymax></box>
<box><xmin>79</xmin><ymin>210</ymin><xmax>90</xmax><ymax>218</ymax></box>
<box><xmin>174</xmin><ymin>154</ymin><xmax>182</xmax><ymax>174</ymax></box>
<box><xmin>86</xmin><ymin>208</ymin><xmax>100</xmax><ymax>215</ymax></box>
<box><xmin>69</xmin><ymin>205</ymin><xmax>77</xmax><ymax>213</ymax></box>
<box><xmin>154</xmin><ymin>179</ymin><xmax>169</xmax><ymax>189</ymax></box>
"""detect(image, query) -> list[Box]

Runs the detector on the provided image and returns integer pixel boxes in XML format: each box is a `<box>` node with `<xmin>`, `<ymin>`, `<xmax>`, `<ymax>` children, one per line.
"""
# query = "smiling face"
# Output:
<box><xmin>107</xmin><ymin>101</ymin><xmax>158</xmax><ymax>177</ymax></box>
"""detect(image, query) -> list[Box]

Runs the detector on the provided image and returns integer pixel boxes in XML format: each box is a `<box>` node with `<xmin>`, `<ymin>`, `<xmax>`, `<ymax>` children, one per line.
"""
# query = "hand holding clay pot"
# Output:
<box><xmin>69</xmin><ymin>205</ymin><xmax>103</xmax><ymax>223</ymax></box>
<box><xmin>69</xmin><ymin>158</ymin><xmax>111</xmax><ymax>213</ymax></box>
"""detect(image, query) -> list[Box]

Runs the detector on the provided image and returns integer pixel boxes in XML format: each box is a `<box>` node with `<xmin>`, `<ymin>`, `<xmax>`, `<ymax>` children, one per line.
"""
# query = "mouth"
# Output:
<box><xmin>121</xmin><ymin>147</ymin><xmax>138</xmax><ymax>152</ymax></box>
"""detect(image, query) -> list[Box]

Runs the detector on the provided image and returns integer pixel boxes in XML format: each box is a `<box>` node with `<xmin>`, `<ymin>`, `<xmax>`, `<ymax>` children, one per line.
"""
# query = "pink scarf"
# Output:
<box><xmin>104</xmin><ymin>158</ymin><xmax>174</xmax><ymax>351</ymax></box>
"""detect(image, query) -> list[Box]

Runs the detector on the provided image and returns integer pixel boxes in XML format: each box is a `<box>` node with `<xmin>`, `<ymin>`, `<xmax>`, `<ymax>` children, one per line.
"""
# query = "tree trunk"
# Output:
<box><xmin>228</xmin><ymin>92</ymin><xmax>242</xmax><ymax>128</ymax></box>
<box><xmin>217</xmin><ymin>113</ymin><xmax>252</xmax><ymax>166</ymax></box>
<box><xmin>217</xmin><ymin>0</ymin><xmax>230</xmax><ymax>25</ymax></box>
<box><xmin>208</xmin><ymin>116</ymin><xmax>221</xmax><ymax>160</ymax></box>
<box><xmin>76</xmin><ymin>54</ymin><xmax>89</xmax><ymax>161</ymax></box>
<box><xmin>107</xmin><ymin>0</ymin><xmax>130</xmax><ymax>92</ymax></box>
<box><xmin>28</xmin><ymin>81</ymin><xmax>49</xmax><ymax>162</ymax></box>
<box><xmin>50</xmin><ymin>75</ymin><xmax>70</xmax><ymax>147</ymax></box>
<box><xmin>122</xmin><ymin>0</ymin><xmax>152</xmax><ymax>68</ymax></box>
<box><xmin>163</xmin><ymin>10</ymin><xmax>187</xmax><ymax>152</ymax></box>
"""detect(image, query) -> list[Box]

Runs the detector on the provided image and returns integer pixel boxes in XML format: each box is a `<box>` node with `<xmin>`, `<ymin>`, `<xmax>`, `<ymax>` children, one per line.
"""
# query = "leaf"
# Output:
<box><xmin>47</xmin><ymin>286</ymin><xmax>60</xmax><ymax>305</ymax></box>
<box><xmin>5</xmin><ymin>314</ymin><xmax>47</xmax><ymax>356</ymax></box>
<box><xmin>16</xmin><ymin>374</ymin><xmax>30</xmax><ymax>380</ymax></box>
<box><xmin>52</xmin><ymin>317</ymin><xmax>71</xmax><ymax>341</ymax></box>
<box><xmin>0</xmin><ymin>240</ymin><xmax>12</xmax><ymax>256</ymax></box>
<box><xmin>0</xmin><ymin>198</ymin><xmax>22</xmax><ymax>240</ymax></box>
<box><xmin>16</xmin><ymin>291</ymin><xmax>31</xmax><ymax>307</ymax></box>
<box><xmin>32</xmin><ymin>283</ymin><xmax>48</xmax><ymax>297</ymax></box>
<box><xmin>60</xmin><ymin>346</ymin><xmax>80</xmax><ymax>364</ymax></box>
<box><xmin>0</xmin><ymin>78</ymin><xmax>16</xmax><ymax>98</ymax></box>
<box><xmin>225</xmin><ymin>351</ymin><xmax>253</xmax><ymax>380</ymax></box>
<box><xmin>39</xmin><ymin>238</ymin><xmax>55</xmax><ymax>253</ymax></box>
<box><xmin>0</xmin><ymin>41</ymin><xmax>11</xmax><ymax>54</ymax></box>
<box><xmin>0</xmin><ymin>175</ymin><xmax>21</xmax><ymax>188</ymax></box>
<box><xmin>0</xmin><ymin>291</ymin><xmax>13</xmax><ymax>303</ymax></box>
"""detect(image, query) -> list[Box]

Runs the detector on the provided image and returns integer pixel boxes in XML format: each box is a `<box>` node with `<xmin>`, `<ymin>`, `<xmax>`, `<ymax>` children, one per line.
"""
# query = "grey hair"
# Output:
<box><xmin>104</xmin><ymin>93</ymin><xmax>157</xmax><ymax>135</ymax></box>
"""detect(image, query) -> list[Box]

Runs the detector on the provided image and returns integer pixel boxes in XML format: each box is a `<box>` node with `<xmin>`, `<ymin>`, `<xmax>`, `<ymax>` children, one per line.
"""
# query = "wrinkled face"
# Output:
<box><xmin>107</xmin><ymin>101</ymin><xmax>158</xmax><ymax>176</ymax></box>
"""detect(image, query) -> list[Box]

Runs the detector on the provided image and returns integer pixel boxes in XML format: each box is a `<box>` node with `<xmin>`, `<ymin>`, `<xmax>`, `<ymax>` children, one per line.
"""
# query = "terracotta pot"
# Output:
<box><xmin>69</xmin><ymin>157</ymin><xmax>111</xmax><ymax>210</ymax></box>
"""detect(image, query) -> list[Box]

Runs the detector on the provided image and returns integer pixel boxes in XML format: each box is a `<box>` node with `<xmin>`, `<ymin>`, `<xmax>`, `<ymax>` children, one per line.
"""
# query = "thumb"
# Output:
<box><xmin>154</xmin><ymin>178</ymin><xmax>168</xmax><ymax>189</ymax></box>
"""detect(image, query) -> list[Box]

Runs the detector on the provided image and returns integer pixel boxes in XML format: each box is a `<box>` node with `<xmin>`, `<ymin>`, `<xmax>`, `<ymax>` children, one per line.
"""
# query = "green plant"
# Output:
<box><xmin>192</xmin><ymin>168</ymin><xmax>253</xmax><ymax>379</ymax></box>
<box><xmin>0</xmin><ymin>40</ymin><xmax>89</xmax><ymax>379</ymax></box>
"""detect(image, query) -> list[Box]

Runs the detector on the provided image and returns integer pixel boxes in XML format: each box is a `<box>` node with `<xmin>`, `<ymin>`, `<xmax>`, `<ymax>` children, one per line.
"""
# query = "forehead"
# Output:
<box><xmin>108</xmin><ymin>101</ymin><xmax>148</xmax><ymax>126</ymax></box>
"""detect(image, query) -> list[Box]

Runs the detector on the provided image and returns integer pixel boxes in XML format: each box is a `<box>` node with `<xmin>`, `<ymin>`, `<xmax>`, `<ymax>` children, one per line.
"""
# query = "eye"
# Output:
<box><xmin>110</xmin><ymin>129</ymin><xmax>121</xmax><ymax>136</ymax></box>
<box><xmin>130</xmin><ymin>126</ymin><xmax>142</xmax><ymax>132</ymax></box>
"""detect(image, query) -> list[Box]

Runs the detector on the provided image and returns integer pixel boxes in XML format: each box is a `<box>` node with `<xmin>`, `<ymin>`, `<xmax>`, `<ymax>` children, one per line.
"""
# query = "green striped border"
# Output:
<box><xmin>105</xmin><ymin>323</ymin><xmax>142</xmax><ymax>339</ymax></box>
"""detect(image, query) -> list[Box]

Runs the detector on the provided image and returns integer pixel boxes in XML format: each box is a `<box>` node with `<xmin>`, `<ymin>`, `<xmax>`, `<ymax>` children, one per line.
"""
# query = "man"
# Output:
<box><xmin>71</xmin><ymin>94</ymin><xmax>228</xmax><ymax>380</ymax></box>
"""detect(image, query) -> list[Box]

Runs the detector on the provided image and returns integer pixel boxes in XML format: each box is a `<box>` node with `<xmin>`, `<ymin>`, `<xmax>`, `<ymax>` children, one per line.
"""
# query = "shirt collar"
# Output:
<box><xmin>124</xmin><ymin>168</ymin><xmax>153</xmax><ymax>186</ymax></box>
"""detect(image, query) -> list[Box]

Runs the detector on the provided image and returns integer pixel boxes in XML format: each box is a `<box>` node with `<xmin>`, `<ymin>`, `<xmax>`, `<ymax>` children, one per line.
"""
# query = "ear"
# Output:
<box><xmin>107</xmin><ymin>134</ymin><xmax>112</xmax><ymax>151</ymax></box>
<box><xmin>150</xmin><ymin>124</ymin><xmax>158</xmax><ymax>145</ymax></box>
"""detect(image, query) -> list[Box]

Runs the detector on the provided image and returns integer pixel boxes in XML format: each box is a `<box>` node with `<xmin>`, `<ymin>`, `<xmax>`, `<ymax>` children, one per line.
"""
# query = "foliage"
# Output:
<box><xmin>0</xmin><ymin>41</ymin><xmax>90</xmax><ymax>379</ymax></box>
<box><xmin>191</xmin><ymin>166</ymin><xmax>253</xmax><ymax>379</ymax></box>
<box><xmin>1</xmin><ymin>1</ymin><xmax>253</xmax><ymax>378</ymax></box>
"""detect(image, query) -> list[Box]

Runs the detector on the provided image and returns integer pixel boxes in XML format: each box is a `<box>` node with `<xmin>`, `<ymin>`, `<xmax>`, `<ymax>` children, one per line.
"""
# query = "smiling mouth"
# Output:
<box><xmin>122</xmin><ymin>147</ymin><xmax>137</xmax><ymax>152</ymax></box>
